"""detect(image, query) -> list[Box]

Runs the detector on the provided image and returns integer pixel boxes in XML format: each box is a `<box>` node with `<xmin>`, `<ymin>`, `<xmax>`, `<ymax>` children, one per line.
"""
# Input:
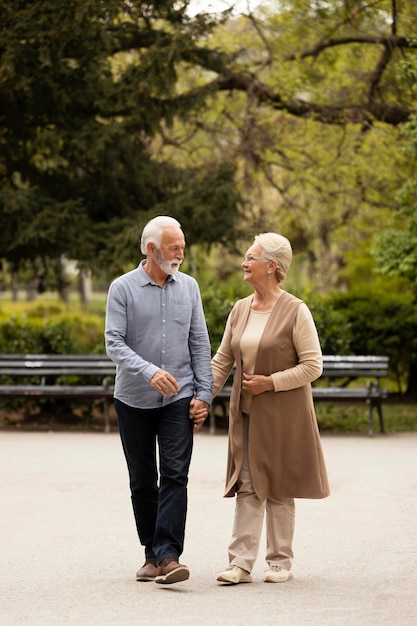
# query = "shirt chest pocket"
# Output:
<box><xmin>170</xmin><ymin>298</ymin><xmax>193</xmax><ymax>325</ymax></box>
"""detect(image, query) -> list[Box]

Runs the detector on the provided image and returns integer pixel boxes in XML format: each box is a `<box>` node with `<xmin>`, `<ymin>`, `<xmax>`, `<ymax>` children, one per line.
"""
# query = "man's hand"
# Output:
<box><xmin>189</xmin><ymin>398</ymin><xmax>209</xmax><ymax>432</ymax></box>
<box><xmin>241</xmin><ymin>373</ymin><xmax>274</xmax><ymax>396</ymax></box>
<box><xmin>150</xmin><ymin>369</ymin><xmax>180</xmax><ymax>397</ymax></box>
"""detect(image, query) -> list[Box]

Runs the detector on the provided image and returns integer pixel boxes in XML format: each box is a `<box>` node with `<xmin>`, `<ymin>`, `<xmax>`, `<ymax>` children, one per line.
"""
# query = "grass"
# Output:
<box><xmin>208</xmin><ymin>398</ymin><xmax>417</xmax><ymax>435</ymax></box>
<box><xmin>0</xmin><ymin>291</ymin><xmax>108</xmax><ymax>317</ymax></box>
<box><xmin>315</xmin><ymin>401</ymin><xmax>417</xmax><ymax>434</ymax></box>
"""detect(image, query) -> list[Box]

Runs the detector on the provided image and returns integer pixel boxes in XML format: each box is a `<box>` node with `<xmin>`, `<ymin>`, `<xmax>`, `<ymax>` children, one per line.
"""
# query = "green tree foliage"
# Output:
<box><xmin>2</xmin><ymin>0</ymin><xmax>417</xmax><ymax>299</ymax></box>
<box><xmin>190</xmin><ymin>0</ymin><xmax>417</xmax><ymax>291</ymax></box>
<box><xmin>0</xmin><ymin>0</ymin><xmax>242</xmax><ymax>285</ymax></box>
<box><xmin>373</xmin><ymin>59</ymin><xmax>417</xmax><ymax>289</ymax></box>
<box><xmin>217</xmin><ymin>0</ymin><xmax>417</xmax><ymax>125</ymax></box>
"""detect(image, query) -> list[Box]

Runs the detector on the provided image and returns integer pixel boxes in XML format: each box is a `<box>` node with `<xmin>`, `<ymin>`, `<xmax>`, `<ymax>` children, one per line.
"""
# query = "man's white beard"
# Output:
<box><xmin>154</xmin><ymin>248</ymin><xmax>182</xmax><ymax>275</ymax></box>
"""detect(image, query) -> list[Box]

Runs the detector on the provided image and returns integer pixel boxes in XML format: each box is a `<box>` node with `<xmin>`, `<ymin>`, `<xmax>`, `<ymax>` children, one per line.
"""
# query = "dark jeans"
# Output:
<box><xmin>115</xmin><ymin>396</ymin><xmax>193</xmax><ymax>564</ymax></box>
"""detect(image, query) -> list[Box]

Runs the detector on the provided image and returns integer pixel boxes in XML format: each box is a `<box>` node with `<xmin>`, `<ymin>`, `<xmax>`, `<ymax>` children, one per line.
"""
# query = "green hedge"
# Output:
<box><xmin>326</xmin><ymin>288</ymin><xmax>417</xmax><ymax>394</ymax></box>
<box><xmin>0</xmin><ymin>303</ymin><xmax>105</xmax><ymax>354</ymax></box>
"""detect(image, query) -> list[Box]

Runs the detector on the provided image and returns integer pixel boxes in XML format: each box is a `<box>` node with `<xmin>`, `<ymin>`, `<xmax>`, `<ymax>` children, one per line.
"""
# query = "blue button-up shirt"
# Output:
<box><xmin>105</xmin><ymin>261</ymin><xmax>213</xmax><ymax>409</ymax></box>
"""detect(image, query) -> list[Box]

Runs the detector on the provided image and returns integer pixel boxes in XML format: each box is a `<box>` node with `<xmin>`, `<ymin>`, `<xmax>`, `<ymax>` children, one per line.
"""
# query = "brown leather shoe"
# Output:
<box><xmin>136</xmin><ymin>558</ymin><xmax>158</xmax><ymax>581</ymax></box>
<box><xmin>155</xmin><ymin>558</ymin><xmax>190</xmax><ymax>584</ymax></box>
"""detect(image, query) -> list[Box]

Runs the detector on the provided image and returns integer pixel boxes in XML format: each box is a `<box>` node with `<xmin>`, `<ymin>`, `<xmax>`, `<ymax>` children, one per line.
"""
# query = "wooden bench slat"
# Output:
<box><xmin>322</xmin><ymin>355</ymin><xmax>389</xmax><ymax>362</ymax></box>
<box><xmin>0</xmin><ymin>367</ymin><xmax>116</xmax><ymax>376</ymax></box>
<box><xmin>0</xmin><ymin>385</ymin><xmax>114</xmax><ymax>397</ymax></box>
<box><xmin>0</xmin><ymin>354</ymin><xmax>113</xmax><ymax>360</ymax></box>
<box><xmin>312</xmin><ymin>387</ymin><xmax>388</xmax><ymax>399</ymax></box>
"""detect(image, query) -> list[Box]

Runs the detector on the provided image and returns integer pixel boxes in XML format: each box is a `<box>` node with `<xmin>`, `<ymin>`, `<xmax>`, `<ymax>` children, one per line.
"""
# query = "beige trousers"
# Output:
<box><xmin>228</xmin><ymin>415</ymin><xmax>295</xmax><ymax>573</ymax></box>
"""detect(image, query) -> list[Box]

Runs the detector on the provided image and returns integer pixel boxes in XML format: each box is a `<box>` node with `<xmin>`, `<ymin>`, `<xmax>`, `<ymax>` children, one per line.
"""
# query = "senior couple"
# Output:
<box><xmin>105</xmin><ymin>216</ymin><xmax>330</xmax><ymax>586</ymax></box>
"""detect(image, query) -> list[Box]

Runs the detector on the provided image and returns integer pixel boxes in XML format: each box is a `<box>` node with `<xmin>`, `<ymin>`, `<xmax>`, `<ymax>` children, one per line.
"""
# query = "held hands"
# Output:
<box><xmin>150</xmin><ymin>369</ymin><xmax>180</xmax><ymax>397</ymax></box>
<box><xmin>189</xmin><ymin>398</ymin><xmax>209</xmax><ymax>433</ymax></box>
<box><xmin>241</xmin><ymin>373</ymin><xmax>274</xmax><ymax>396</ymax></box>
<box><xmin>150</xmin><ymin>369</ymin><xmax>209</xmax><ymax>432</ymax></box>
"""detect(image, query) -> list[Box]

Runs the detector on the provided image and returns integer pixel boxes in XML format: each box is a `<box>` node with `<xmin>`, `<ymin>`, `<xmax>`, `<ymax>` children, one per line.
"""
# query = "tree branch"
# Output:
<box><xmin>285</xmin><ymin>34</ymin><xmax>417</xmax><ymax>61</ymax></box>
<box><xmin>107</xmin><ymin>21</ymin><xmax>414</xmax><ymax>128</ymax></box>
<box><xmin>217</xmin><ymin>71</ymin><xmax>410</xmax><ymax>126</ymax></box>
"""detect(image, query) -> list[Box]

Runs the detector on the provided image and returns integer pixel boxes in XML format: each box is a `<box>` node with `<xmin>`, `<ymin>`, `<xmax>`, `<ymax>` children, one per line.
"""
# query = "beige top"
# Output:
<box><xmin>240</xmin><ymin>309</ymin><xmax>270</xmax><ymax>413</ymax></box>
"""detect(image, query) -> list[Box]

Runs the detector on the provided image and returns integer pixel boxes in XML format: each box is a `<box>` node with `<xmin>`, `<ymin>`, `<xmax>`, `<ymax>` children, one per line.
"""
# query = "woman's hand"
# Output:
<box><xmin>241</xmin><ymin>373</ymin><xmax>274</xmax><ymax>395</ymax></box>
<box><xmin>189</xmin><ymin>398</ymin><xmax>209</xmax><ymax>432</ymax></box>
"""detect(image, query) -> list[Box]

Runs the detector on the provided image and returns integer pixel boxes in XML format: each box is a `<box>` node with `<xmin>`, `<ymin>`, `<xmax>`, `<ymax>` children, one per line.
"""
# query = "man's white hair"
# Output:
<box><xmin>140</xmin><ymin>216</ymin><xmax>182</xmax><ymax>255</ymax></box>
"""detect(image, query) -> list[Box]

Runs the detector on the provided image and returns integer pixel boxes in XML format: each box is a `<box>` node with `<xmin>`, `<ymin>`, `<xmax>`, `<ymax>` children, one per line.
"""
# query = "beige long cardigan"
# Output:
<box><xmin>212</xmin><ymin>291</ymin><xmax>330</xmax><ymax>501</ymax></box>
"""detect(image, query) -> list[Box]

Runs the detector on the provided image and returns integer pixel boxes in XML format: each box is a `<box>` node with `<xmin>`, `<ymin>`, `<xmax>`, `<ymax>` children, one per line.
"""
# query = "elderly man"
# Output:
<box><xmin>105</xmin><ymin>216</ymin><xmax>213</xmax><ymax>584</ymax></box>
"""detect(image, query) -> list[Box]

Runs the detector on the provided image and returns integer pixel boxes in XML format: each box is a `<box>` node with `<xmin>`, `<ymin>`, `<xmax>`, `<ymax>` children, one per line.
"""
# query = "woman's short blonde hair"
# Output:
<box><xmin>254</xmin><ymin>232</ymin><xmax>292</xmax><ymax>283</ymax></box>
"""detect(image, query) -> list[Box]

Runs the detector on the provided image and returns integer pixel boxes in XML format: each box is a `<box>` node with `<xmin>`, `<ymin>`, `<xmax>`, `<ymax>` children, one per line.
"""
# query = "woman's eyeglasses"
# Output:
<box><xmin>243</xmin><ymin>255</ymin><xmax>267</xmax><ymax>263</ymax></box>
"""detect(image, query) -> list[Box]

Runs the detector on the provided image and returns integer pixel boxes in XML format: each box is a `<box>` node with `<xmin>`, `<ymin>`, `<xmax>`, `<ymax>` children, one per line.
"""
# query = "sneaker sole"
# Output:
<box><xmin>155</xmin><ymin>566</ymin><xmax>190</xmax><ymax>584</ymax></box>
<box><xmin>136</xmin><ymin>576</ymin><xmax>157</xmax><ymax>582</ymax></box>
<box><xmin>264</xmin><ymin>572</ymin><xmax>294</xmax><ymax>583</ymax></box>
<box><xmin>216</xmin><ymin>575</ymin><xmax>252</xmax><ymax>584</ymax></box>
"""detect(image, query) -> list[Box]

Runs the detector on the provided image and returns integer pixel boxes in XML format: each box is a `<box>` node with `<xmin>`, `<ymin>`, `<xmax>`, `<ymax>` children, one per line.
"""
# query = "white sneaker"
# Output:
<box><xmin>264</xmin><ymin>565</ymin><xmax>293</xmax><ymax>583</ymax></box>
<box><xmin>217</xmin><ymin>565</ymin><xmax>252</xmax><ymax>584</ymax></box>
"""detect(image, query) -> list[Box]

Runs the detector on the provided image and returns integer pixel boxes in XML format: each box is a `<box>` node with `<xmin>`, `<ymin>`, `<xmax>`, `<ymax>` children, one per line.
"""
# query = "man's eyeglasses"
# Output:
<box><xmin>243</xmin><ymin>255</ymin><xmax>267</xmax><ymax>263</ymax></box>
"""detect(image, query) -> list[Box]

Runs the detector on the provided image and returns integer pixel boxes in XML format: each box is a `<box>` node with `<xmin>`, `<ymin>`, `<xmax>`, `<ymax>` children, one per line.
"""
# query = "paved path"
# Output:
<box><xmin>1</xmin><ymin>430</ymin><xmax>416</xmax><ymax>625</ymax></box>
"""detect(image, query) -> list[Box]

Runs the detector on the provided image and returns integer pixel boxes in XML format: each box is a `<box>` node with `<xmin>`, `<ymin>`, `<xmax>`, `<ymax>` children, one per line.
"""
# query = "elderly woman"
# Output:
<box><xmin>212</xmin><ymin>232</ymin><xmax>330</xmax><ymax>585</ymax></box>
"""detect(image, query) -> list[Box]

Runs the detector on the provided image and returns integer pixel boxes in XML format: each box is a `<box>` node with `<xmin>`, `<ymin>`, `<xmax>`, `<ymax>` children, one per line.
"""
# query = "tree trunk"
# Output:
<box><xmin>26</xmin><ymin>277</ymin><xmax>39</xmax><ymax>301</ymax></box>
<box><xmin>56</xmin><ymin>257</ymin><xmax>69</xmax><ymax>303</ymax></box>
<box><xmin>78</xmin><ymin>268</ymin><xmax>92</xmax><ymax>307</ymax></box>
<box><xmin>406</xmin><ymin>360</ymin><xmax>417</xmax><ymax>398</ymax></box>
<box><xmin>11</xmin><ymin>270</ymin><xmax>19</xmax><ymax>302</ymax></box>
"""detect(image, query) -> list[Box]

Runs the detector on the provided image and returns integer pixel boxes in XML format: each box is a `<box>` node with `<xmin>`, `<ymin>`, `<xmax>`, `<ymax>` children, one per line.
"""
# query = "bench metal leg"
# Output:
<box><xmin>104</xmin><ymin>400</ymin><xmax>111</xmax><ymax>433</ymax></box>
<box><xmin>376</xmin><ymin>401</ymin><xmax>385</xmax><ymax>435</ymax></box>
<box><xmin>208</xmin><ymin>399</ymin><xmax>229</xmax><ymax>435</ymax></box>
<box><xmin>209</xmin><ymin>406</ymin><xmax>216</xmax><ymax>435</ymax></box>
<box><xmin>367</xmin><ymin>400</ymin><xmax>374</xmax><ymax>437</ymax></box>
<box><xmin>367</xmin><ymin>399</ymin><xmax>385</xmax><ymax>436</ymax></box>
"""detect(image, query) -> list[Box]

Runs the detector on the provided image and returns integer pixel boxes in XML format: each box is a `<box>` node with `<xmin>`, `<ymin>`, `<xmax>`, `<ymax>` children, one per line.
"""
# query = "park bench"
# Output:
<box><xmin>209</xmin><ymin>355</ymin><xmax>389</xmax><ymax>436</ymax></box>
<box><xmin>0</xmin><ymin>354</ymin><xmax>116</xmax><ymax>432</ymax></box>
<box><xmin>0</xmin><ymin>354</ymin><xmax>389</xmax><ymax>436</ymax></box>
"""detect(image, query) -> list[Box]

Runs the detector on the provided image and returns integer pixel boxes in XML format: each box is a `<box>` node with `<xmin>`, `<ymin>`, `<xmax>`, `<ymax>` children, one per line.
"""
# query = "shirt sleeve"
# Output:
<box><xmin>188</xmin><ymin>284</ymin><xmax>214</xmax><ymax>405</ymax></box>
<box><xmin>271</xmin><ymin>302</ymin><xmax>323</xmax><ymax>391</ymax></box>
<box><xmin>104</xmin><ymin>280</ymin><xmax>159</xmax><ymax>382</ymax></box>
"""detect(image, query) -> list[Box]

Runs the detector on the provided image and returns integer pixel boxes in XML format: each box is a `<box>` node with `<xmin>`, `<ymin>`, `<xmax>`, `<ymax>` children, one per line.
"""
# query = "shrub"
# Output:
<box><xmin>329</xmin><ymin>288</ymin><xmax>417</xmax><ymax>393</ymax></box>
<box><xmin>0</xmin><ymin>304</ymin><xmax>104</xmax><ymax>354</ymax></box>
<box><xmin>202</xmin><ymin>282</ymin><xmax>249</xmax><ymax>354</ymax></box>
<box><xmin>302</xmin><ymin>293</ymin><xmax>352</xmax><ymax>355</ymax></box>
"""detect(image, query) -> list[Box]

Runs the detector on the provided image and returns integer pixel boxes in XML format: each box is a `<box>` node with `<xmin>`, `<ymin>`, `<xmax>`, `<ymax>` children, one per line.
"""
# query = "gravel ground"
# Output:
<box><xmin>1</xmin><ymin>429</ymin><xmax>416</xmax><ymax>625</ymax></box>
